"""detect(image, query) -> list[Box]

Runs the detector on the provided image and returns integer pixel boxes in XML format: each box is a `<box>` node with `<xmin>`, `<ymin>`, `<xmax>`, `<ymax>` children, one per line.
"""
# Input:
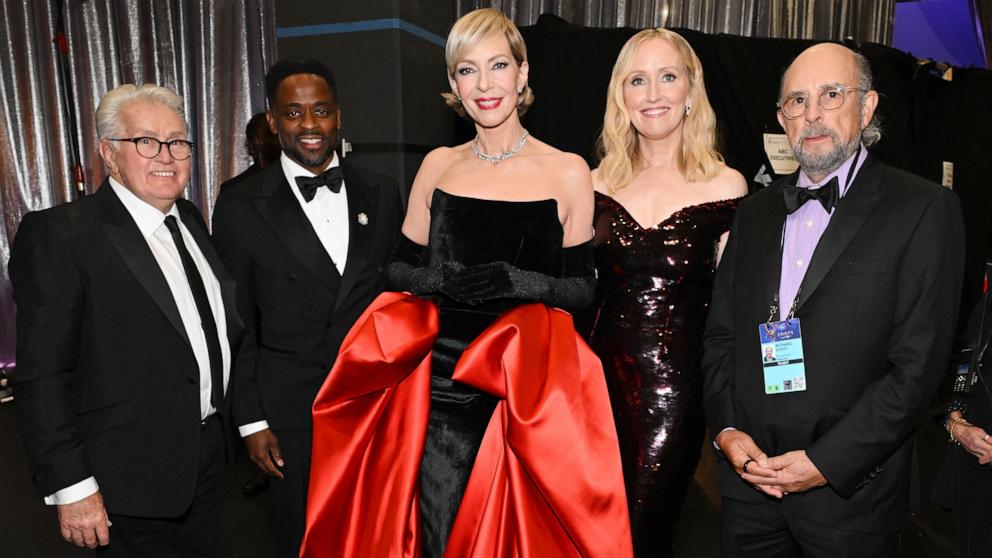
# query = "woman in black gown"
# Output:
<box><xmin>383</xmin><ymin>9</ymin><xmax>627</xmax><ymax>557</ymax></box>
<box><xmin>586</xmin><ymin>29</ymin><xmax>747</xmax><ymax>557</ymax></box>
<box><xmin>937</xmin><ymin>255</ymin><xmax>992</xmax><ymax>558</ymax></box>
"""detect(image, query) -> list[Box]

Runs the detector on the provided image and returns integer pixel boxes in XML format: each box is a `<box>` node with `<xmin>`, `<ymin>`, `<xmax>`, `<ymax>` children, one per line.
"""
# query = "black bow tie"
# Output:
<box><xmin>295</xmin><ymin>166</ymin><xmax>343</xmax><ymax>202</ymax></box>
<box><xmin>782</xmin><ymin>176</ymin><xmax>839</xmax><ymax>214</ymax></box>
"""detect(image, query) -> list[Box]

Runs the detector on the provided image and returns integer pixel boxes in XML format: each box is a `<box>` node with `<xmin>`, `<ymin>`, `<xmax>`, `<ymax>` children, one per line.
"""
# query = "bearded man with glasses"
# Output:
<box><xmin>703</xmin><ymin>43</ymin><xmax>965</xmax><ymax>557</ymax></box>
<box><xmin>9</xmin><ymin>83</ymin><xmax>242</xmax><ymax>557</ymax></box>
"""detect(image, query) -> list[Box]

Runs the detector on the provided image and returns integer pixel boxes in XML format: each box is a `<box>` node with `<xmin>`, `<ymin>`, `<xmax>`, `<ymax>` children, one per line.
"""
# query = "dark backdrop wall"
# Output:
<box><xmin>271</xmin><ymin>1</ymin><xmax>456</xmax><ymax>203</ymax></box>
<box><xmin>514</xmin><ymin>14</ymin><xmax>992</xmax><ymax>326</ymax></box>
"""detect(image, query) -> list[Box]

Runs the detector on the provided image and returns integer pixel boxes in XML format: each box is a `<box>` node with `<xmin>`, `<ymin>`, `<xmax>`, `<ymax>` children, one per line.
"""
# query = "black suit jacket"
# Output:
<box><xmin>212</xmin><ymin>161</ymin><xmax>402</xmax><ymax>431</ymax></box>
<box><xmin>703</xmin><ymin>156</ymin><xmax>965</xmax><ymax>531</ymax></box>
<box><xmin>8</xmin><ymin>181</ymin><xmax>243</xmax><ymax>517</ymax></box>
<box><xmin>220</xmin><ymin>163</ymin><xmax>262</xmax><ymax>194</ymax></box>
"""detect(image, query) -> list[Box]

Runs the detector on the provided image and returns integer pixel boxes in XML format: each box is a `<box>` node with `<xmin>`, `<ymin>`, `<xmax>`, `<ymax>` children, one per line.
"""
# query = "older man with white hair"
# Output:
<box><xmin>9</xmin><ymin>83</ymin><xmax>242</xmax><ymax>557</ymax></box>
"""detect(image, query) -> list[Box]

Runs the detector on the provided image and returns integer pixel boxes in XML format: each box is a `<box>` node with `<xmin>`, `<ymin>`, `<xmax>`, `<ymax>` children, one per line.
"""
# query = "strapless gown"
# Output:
<box><xmin>301</xmin><ymin>189</ymin><xmax>633</xmax><ymax>558</ymax></box>
<box><xmin>420</xmin><ymin>189</ymin><xmax>563</xmax><ymax>556</ymax></box>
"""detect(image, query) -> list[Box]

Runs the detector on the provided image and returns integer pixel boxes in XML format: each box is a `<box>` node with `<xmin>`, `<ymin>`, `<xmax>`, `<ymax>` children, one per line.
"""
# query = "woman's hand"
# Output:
<box><xmin>950</xmin><ymin>419</ymin><xmax>992</xmax><ymax>465</ymax></box>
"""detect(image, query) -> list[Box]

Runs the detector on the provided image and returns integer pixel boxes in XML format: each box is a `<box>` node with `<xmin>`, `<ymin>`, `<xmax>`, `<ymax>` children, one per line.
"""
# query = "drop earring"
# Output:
<box><xmin>684</xmin><ymin>100</ymin><xmax>692</xmax><ymax>116</ymax></box>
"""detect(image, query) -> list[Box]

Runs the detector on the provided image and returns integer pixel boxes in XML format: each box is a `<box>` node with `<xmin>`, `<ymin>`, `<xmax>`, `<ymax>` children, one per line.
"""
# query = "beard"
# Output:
<box><xmin>792</xmin><ymin>122</ymin><xmax>860</xmax><ymax>178</ymax></box>
<box><xmin>281</xmin><ymin>132</ymin><xmax>336</xmax><ymax>170</ymax></box>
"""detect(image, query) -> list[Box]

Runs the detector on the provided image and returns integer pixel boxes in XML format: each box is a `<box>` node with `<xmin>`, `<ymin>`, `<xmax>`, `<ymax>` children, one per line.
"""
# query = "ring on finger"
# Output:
<box><xmin>742</xmin><ymin>458</ymin><xmax>756</xmax><ymax>474</ymax></box>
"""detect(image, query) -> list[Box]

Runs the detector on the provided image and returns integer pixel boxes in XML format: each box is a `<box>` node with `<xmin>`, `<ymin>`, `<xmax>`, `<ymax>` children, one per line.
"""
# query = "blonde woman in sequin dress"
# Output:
<box><xmin>587</xmin><ymin>29</ymin><xmax>747</xmax><ymax>557</ymax></box>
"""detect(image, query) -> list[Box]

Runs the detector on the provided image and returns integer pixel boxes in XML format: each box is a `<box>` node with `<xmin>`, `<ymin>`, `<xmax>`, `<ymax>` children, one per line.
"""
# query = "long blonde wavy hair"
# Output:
<box><xmin>596</xmin><ymin>29</ymin><xmax>724</xmax><ymax>193</ymax></box>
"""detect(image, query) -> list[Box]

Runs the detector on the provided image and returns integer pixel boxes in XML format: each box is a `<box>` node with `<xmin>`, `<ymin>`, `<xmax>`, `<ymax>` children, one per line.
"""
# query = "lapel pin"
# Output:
<box><xmin>357</xmin><ymin>212</ymin><xmax>369</xmax><ymax>226</ymax></box>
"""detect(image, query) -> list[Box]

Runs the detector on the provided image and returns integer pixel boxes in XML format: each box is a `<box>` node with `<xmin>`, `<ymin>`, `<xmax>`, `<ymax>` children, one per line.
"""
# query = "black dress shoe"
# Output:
<box><xmin>242</xmin><ymin>470</ymin><xmax>270</xmax><ymax>496</ymax></box>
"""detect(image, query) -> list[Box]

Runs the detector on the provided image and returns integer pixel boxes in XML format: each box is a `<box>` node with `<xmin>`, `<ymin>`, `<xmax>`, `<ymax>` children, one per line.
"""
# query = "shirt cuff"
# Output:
<box><xmin>44</xmin><ymin>477</ymin><xmax>99</xmax><ymax>506</ymax></box>
<box><xmin>239</xmin><ymin>420</ymin><xmax>270</xmax><ymax>437</ymax></box>
<box><xmin>713</xmin><ymin>427</ymin><xmax>738</xmax><ymax>450</ymax></box>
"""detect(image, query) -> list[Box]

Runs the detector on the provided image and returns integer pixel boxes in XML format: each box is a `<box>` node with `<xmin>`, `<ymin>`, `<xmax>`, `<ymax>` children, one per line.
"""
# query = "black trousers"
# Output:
<box><xmin>97</xmin><ymin>416</ymin><xmax>225</xmax><ymax>558</ymax></box>
<box><xmin>268</xmin><ymin>428</ymin><xmax>312</xmax><ymax>558</ymax></box>
<box><xmin>720</xmin><ymin>497</ymin><xmax>900</xmax><ymax>558</ymax></box>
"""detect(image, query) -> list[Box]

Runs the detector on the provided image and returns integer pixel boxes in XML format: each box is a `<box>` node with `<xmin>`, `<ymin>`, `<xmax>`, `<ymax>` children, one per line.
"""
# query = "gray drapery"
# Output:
<box><xmin>0</xmin><ymin>0</ymin><xmax>277</xmax><ymax>362</ymax></box>
<box><xmin>458</xmin><ymin>0</ymin><xmax>896</xmax><ymax>44</ymax></box>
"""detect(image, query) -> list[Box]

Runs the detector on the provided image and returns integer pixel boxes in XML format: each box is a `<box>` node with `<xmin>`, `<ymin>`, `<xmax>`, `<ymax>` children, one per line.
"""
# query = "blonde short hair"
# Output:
<box><xmin>441</xmin><ymin>8</ymin><xmax>534</xmax><ymax>118</ymax></box>
<box><xmin>596</xmin><ymin>29</ymin><xmax>724</xmax><ymax>193</ymax></box>
<box><xmin>96</xmin><ymin>83</ymin><xmax>187</xmax><ymax>141</ymax></box>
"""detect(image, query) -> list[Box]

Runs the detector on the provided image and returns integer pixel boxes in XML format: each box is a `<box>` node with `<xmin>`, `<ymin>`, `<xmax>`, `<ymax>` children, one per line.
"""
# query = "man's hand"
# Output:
<box><xmin>245</xmin><ymin>429</ymin><xmax>285</xmax><ymax>479</ymax></box>
<box><xmin>715</xmin><ymin>430</ymin><xmax>783</xmax><ymax>498</ymax></box>
<box><xmin>57</xmin><ymin>491</ymin><xmax>110</xmax><ymax>548</ymax></box>
<box><xmin>747</xmin><ymin>450</ymin><xmax>827</xmax><ymax>494</ymax></box>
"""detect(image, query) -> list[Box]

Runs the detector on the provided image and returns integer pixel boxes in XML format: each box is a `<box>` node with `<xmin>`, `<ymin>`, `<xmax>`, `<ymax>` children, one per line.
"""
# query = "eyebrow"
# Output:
<box><xmin>280</xmin><ymin>101</ymin><xmax>334</xmax><ymax>106</ymax></box>
<box><xmin>134</xmin><ymin>129</ymin><xmax>187</xmax><ymax>140</ymax></box>
<box><xmin>458</xmin><ymin>53</ymin><xmax>512</xmax><ymax>65</ymax></box>
<box><xmin>626</xmin><ymin>65</ymin><xmax>680</xmax><ymax>75</ymax></box>
<box><xmin>784</xmin><ymin>81</ymin><xmax>847</xmax><ymax>97</ymax></box>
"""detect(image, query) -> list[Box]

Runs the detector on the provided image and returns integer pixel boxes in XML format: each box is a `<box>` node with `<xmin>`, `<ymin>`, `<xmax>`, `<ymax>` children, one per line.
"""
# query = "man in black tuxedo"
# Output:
<box><xmin>212</xmin><ymin>58</ymin><xmax>402</xmax><ymax>558</ymax></box>
<box><xmin>9</xmin><ymin>83</ymin><xmax>242</xmax><ymax>556</ymax></box>
<box><xmin>703</xmin><ymin>43</ymin><xmax>965</xmax><ymax>557</ymax></box>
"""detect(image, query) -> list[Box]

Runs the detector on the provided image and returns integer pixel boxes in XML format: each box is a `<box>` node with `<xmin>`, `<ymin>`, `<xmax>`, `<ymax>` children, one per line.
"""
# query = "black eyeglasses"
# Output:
<box><xmin>777</xmin><ymin>86</ymin><xmax>866</xmax><ymax>119</ymax></box>
<box><xmin>109</xmin><ymin>137</ymin><xmax>194</xmax><ymax>160</ymax></box>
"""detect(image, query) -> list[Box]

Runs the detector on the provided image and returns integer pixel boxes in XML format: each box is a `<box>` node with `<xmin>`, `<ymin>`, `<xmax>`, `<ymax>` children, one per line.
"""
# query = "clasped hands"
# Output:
<box><xmin>429</xmin><ymin>261</ymin><xmax>534</xmax><ymax>306</ymax></box>
<box><xmin>716</xmin><ymin>430</ymin><xmax>827</xmax><ymax>498</ymax></box>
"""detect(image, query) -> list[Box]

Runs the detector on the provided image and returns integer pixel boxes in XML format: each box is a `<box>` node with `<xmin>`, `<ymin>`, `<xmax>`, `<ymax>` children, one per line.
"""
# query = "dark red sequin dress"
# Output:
<box><xmin>588</xmin><ymin>192</ymin><xmax>740</xmax><ymax>557</ymax></box>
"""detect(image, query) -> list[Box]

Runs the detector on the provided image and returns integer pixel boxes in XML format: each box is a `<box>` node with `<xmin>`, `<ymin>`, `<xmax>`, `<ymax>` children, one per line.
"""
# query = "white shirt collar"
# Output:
<box><xmin>279</xmin><ymin>151</ymin><xmax>339</xmax><ymax>181</ymax></box>
<box><xmin>108</xmin><ymin>177</ymin><xmax>180</xmax><ymax>238</ymax></box>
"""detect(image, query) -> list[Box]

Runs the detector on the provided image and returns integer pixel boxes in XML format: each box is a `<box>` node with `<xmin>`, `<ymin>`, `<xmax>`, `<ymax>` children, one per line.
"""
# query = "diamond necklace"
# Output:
<box><xmin>471</xmin><ymin>129</ymin><xmax>530</xmax><ymax>164</ymax></box>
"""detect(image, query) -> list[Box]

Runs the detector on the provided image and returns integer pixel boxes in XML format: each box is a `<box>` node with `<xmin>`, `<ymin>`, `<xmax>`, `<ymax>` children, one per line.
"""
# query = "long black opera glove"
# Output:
<box><xmin>441</xmin><ymin>240</ymin><xmax>596</xmax><ymax>312</ymax></box>
<box><xmin>385</xmin><ymin>234</ymin><xmax>464</xmax><ymax>295</ymax></box>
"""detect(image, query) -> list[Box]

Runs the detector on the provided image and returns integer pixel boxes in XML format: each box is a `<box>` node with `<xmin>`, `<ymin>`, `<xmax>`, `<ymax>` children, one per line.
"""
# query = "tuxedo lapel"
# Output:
<box><xmin>95</xmin><ymin>183</ymin><xmax>191</xmax><ymax>348</ymax></box>
<box><xmin>178</xmin><ymin>203</ymin><xmax>244</xmax><ymax>345</ymax></box>
<box><xmin>334</xmin><ymin>163</ymin><xmax>378</xmax><ymax>312</ymax></box>
<box><xmin>251</xmin><ymin>169</ymin><xmax>340</xmax><ymax>292</ymax></box>
<box><xmin>750</xmin><ymin>182</ymin><xmax>790</xmax><ymax>315</ymax></box>
<box><xmin>796</xmin><ymin>156</ymin><xmax>887</xmax><ymax>311</ymax></box>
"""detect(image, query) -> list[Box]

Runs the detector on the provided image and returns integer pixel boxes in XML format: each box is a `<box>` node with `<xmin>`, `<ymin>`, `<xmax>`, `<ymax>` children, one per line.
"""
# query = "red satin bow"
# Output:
<box><xmin>300</xmin><ymin>292</ymin><xmax>632</xmax><ymax>558</ymax></box>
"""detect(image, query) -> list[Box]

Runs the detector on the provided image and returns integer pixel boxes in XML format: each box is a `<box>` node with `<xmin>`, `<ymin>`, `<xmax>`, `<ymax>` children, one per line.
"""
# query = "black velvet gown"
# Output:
<box><xmin>588</xmin><ymin>192</ymin><xmax>739</xmax><ymax>557</ymax></box>
<box><xmin>419</xmin><ymin>189</ymin><xmax>563</xmax><ymax>557</ymax></box>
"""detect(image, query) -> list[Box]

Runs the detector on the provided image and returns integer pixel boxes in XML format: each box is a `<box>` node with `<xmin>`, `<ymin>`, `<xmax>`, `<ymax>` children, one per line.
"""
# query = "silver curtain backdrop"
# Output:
<box><xmin>458</xmin><ymin>0</ymin><xmax>896</xmax><ymax>44</ymax></box>
<box><xmin>0</xmin><ymin>0</ymin><xmax>277</xmax><ymax>363</ymax></box>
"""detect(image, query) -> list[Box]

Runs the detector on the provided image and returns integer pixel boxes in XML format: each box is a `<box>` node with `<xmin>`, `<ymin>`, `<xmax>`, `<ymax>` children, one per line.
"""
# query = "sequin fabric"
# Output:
<box><xmin>588</xmin><ymin>192</ymin><xmax>740</xmax><ymax>557</ymax></box>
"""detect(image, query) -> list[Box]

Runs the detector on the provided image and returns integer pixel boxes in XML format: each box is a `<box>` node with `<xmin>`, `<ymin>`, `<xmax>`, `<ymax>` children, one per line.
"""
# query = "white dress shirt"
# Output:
<box><xmin>238</xmin><ymin>152</ymin><xmax>350</xmax><ymax>439</ymax></box>
<box><xmin>284</xmin><ymin>151</ymin><xmax>349</xmax><ymax>274</ymax></box>
<box><xmin>45</xmin><ymin>179</ymin><xmax>231</xmax><ymax>505</ymax></box>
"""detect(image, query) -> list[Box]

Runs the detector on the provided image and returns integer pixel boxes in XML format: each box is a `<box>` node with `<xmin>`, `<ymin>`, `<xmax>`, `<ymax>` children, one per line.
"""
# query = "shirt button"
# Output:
<box><xmin>806</xmin><ymin>220</ymin><xmax>814</xmax><ymax>227</ymax></box>
<box><xmin>796</xmin><ymin>259</ymin><xmax>804</xmax><ymax>267</ymax></box>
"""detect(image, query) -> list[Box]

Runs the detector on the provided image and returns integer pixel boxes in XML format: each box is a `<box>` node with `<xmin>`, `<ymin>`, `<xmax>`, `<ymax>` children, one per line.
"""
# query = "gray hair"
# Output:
<box><xmin>854</xmin><ymin>52</ymin><xmax>882</xmax><ymax>147</ymax></box>
<box><xmin>777</xmin><ymin>48</ymin><xmax>882</xmax><ymax>147</ymax></box>
<box><xmin>95</xmin><ymin>83</ymin><xmax>187</xmax><ymax>141</ymax></box>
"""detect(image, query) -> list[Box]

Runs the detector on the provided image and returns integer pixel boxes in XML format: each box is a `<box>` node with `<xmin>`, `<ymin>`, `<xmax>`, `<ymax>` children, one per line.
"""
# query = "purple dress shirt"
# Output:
<box><xmin>778</xmin><ymin>146</ymin><xmax>868</xmax><ymax>320</ymax></box>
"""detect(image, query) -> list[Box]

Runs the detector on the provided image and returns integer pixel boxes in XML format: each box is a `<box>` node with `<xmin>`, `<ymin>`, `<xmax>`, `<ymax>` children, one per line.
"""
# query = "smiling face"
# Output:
<box><xmin>99</xmin><ymin>101</ymin><xmax>190</xmax><ymax>213</ymax></box>
<box><xmin>776</xmin><ymin>43</ymin><xmax>878</xmax><ymax>180</ymax></box>
<box><xmin>267</xmin><ymin>73</ymin><xmax>341</xmax><ymax>174</ymax></box>
<box><xmin>621</xmin><ymin>38</ymin><xmax>691</xmax><ymax>143</ymax></box>
<box><xmin>449</xmin><ymin>33</ymin><xmax>529</xmax><ymax>129</ymax></box>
